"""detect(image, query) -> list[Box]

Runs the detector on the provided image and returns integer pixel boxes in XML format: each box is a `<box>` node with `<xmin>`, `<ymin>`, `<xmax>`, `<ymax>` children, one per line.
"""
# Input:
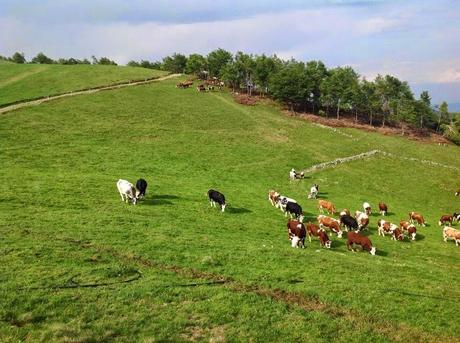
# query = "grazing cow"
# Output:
<box><xmin>276</xmin><ymin>195</ymin><xmax>297</xmax><ymax>212</ymax></box>
<box><xmin>443</xmin><ymin>226</ymin><xmax>460</xmax><ymax>246</ymax></box>
<box><xmin>355</xmin><ymin>211</ymin><xmax>370</xmax><ymax>231</ymax></box>
<box><xmin>377</xmin><ymin>219</ymin><xmax>404</xmax><ymax>240</ymax></box>
<box><xmin>306</xmin><ymin>222</ymin><xmax>331</xmax><ymax>248</ymax></box>
<box><xmin>268</xmin><ymin>190</ymin><xmax>280</xmax><ymax>207</ymax></box>
<box><xmin>285</xmin><ymin>202</ymin><xmax>304</xmax><ymax>221</ymax></box>
<box><xmin>379</xmin><ymin>202</ymin><xmax>388</xmax><ymax>216</ymax></box>
<box><xmin>439</xmin><ymin>214</ymin><xmax>454</xmax><ymax>226</ymax></box>
<box><xmin>135</xmin><ymin>178</ymin><xmax>148</xmax><ymax>199</ymax></box>
<box><xmin>289</xmin><ymin>169</ymin><xmax>297</xmax><ymax>180</ymax></box>
<box><xmin>197</xmin><ymin>84</ymin><xmax>206</xmax><ymax>92</ymax></box>
<box><xmin>317</xmin><ymin>215</ymin><xmax>343</xmax><ymax>238</ymax></box>
<box><xmin>400</xmin><ymin>220</ymin><xmax>417</xmax><ymax>240</ymax></box>
<box><xmin>409</xmin><ymin>212</ymin><xmax>426</xmax><ymax>226</ymax></box>
<box><xmin>340</xmin><ymin>214</ymin><xmax>359</xmax><ymax>232</ymax></box>
<box><xmin>287</xmin><ymin>219</ymin><xmax>306</xmax><ymax>248</ymax></box>
<box><xmin>454</xmin><ymin>213</ymin><xmax>460</xmax><ymax>222</ymax></box>
<box><xmin>318</xmin><ymin>200</ymin><xmax>336</xmax><ymax>215</ymax></box>
<box><xmin>347</xmin><ymin>231</ymin><xmax>376</xmax><ymax>255</ymax></box>
<box><xmin>116</xmin><ymin>179</ymin><xmax>137</xmax><ymax>205</ymax></box>
<box><xmin>363</xmin><ymin>202</ymin><xmax>371</xmax><ymax>215</ymax></box>
<box><xmin>208</xmin><ymin>189</ymin><xmax>226</xmax><ymax>212</ymax></box>
<box><xmin>308</xmin><ymin>184</ymin><xmax>319</xmax><ymax>199</ymax></box>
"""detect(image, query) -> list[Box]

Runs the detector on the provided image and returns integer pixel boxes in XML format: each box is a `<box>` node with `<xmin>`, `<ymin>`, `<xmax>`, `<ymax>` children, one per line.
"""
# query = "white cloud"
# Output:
<box><xmin>355</xmin><ymin>17</ymin><xmax>403</xmax><ymax>35</ymax></box>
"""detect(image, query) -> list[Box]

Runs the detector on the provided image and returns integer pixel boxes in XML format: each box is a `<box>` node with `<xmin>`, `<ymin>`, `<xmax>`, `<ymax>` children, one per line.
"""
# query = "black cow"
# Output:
<box><xmin>340</xmin><ymin>214</ymin><xmax>359</xmax><ymax>232</ymax></box>
<box><xmin>285</xmin><ymin>202</ymin><xmax>304</xmax><ymax>221</ymax></box>
<box><xmin>135</xmin><ymin>178</ymin><xmax>148</xmax><ymax>199</ymax></box>
<box><xmin>208</xmin><ymin>189</ymin><xmax>226</xmax><ymax>212</ymax></box>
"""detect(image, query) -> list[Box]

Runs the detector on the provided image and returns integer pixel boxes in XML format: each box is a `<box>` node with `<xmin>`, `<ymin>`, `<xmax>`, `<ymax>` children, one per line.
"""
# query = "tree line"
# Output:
<box><xmin>0</xmin><ymin>52</ymin><xmax>117</xmax><ymax>66</ymax></box>
<box><xmin>3</xmin><ymin>49</ymin><xmax>459</xmax><ymax>143</ymax></box>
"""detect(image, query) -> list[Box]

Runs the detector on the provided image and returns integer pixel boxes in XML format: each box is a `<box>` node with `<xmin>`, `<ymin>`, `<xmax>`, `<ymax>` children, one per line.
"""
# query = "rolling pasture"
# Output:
<box><xmin>0</xmin><ymin>69</ymin><xmax>459</xmax><ymax>342</ymax></box>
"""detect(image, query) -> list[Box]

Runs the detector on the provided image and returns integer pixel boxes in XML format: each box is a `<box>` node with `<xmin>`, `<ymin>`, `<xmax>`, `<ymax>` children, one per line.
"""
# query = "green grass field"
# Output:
<box><xmin>0</xmin><ymin>70</ymin><xmax>459</xmax><ymax>342</ymax></box>
<box><xmin>0</xmin><ymin>64</ymin><xmax>167</xmax><ymax>106</ymax></box>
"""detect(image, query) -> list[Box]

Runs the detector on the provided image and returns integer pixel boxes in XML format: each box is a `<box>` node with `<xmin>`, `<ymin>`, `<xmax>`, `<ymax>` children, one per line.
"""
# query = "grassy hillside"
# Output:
<box><xmin>0</xmin><ymin>64</ymin><xmax>167</xmax><ymax>106</ymax></box>
<box><xmin>0</xmin><ymin>75</ymin><xmax>459</xmax><ymax>342</ymax></box>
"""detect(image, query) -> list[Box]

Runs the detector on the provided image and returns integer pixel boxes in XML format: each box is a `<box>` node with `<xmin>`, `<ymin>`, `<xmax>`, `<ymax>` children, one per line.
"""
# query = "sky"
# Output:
<box><xmin>1</xmin><ymin>0</ymin><xmax>459</xmax><ymax>105</ymax></box>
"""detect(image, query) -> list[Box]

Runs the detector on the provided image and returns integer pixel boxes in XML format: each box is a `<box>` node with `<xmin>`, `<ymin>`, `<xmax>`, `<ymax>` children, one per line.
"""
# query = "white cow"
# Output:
<box><xmin>289</xmin><ymin>168</ymin><xmax>297</xmax><ymax>180</ymax></box>
<box><xmin>363</xmin><ymin>202</ymin><xmax>371</xmax><ymax>215</ymax></box>
<box><xmin>117</xmin><ymin>179</ymin><xmax>137</xmax><ymax>205</ymax></box>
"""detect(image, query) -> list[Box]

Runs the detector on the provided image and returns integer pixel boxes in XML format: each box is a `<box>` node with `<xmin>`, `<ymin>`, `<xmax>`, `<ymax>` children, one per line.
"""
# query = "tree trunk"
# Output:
<box><xmin>336</xmin><ymin>99</ymin><xmax>341</xmax><ymax>120</ymax></box>
<box><xmin>382</xmin><ymin>114</ymin><xmax>386</xmax><ymax>127</ymax></box>
<box><xmin>355</xmin><ymin>109</ymin><xmax>358</xmax><ymax>123</ymax></box>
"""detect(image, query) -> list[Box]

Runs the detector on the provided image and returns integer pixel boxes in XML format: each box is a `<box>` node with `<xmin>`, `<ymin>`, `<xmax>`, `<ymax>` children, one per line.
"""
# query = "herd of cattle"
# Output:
<box><xmin>176</xmin><ymin>77</ymin><xmax>224</xmax><ymax>92</ymax></box>
<box><xmin>116</xmin><ymin>178</ymin><xmax>460</xmax><ymax>254</ymax></box>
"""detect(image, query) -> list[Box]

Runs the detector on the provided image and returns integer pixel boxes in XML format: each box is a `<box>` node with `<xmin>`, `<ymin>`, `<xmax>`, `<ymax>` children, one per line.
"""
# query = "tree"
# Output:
<box><xmin>11</xmin><ymin>52</ymin><xmax>26</xmax><ymax>64</ymax></box>
<box><xmin>269</xmin><ymin>61</ymin><xmax>306</xmax><ymax>111</ymax></box>
<box><xmin>436</xmin><ymin>101</ymin><xmax>449</xmax><ymax>132</ymax></box>
<box><xmin>253</xmin><ymin>54</ymin><xmax>281</xmax><ymax>97</ymax></box>
<box><xmin>234</xmin><ymin>52</ymin><xmax>255</xmax><ymax>95</ymax></box>
<box><xmin>162</xmin><ymin>53</ymin><xmax>187</xmax><ymax>73</ymax></box>
<box><xmin>207</xmin><ymin>48</ymin><xmax>232</xmax><ymax>78</ymax></box>
<box><xmin>360</xmin><ymin>79</ymin><xmax>380</xmax><ymax>125</ymax></box>
<box><xmin>97</xmin><ymin>57</ymin><xmax>117</xmax><ymax>65</ymax></box>
<box><xmin>320</xmin><ymin>67</ymin><xmax>359</xmax><ymax>119</ymax></box>
<box><xmin>221</xmin><ymin>62</ymin><xmax>241</xmax><ymax>92</ymax></box>
<box><xmin>127</xmin><ymin>60</ymin><xmax>140</xmax><ymax>67</ymax></box>
<box><xmin>31</xmin><ymin>52</ymin><xmax>54</xmax><ymax>64</ymax></box>
<box><xmin>185</xmin><ymin>54</ymin><xmax>207</xmax><ymax>77</ymax></box>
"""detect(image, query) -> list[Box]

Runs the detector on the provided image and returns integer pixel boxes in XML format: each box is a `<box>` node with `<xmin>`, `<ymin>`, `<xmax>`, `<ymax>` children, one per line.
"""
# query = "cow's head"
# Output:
<box><xmin>453</xmin><ymin>213</ymin><xmax>460</xmax><ymax>221</ymax></box>
<box><xmin>291</xmin><ymin>236</ymin><xmax>300</xmax><ymax>248</ymax></box>
<box><xmin>370</xmin><ymin>247</ymin><xmax>376</xmax><ymax>255</ymax></box>
<box><xmin>298</xmin><ymin>214</ymin><xmax>304</xmax><ymax>222</ymax></box>
<box><xmin>337</xmin><ymin>231</ymin><xmax>343</xmax><ymax>239</ymax></box>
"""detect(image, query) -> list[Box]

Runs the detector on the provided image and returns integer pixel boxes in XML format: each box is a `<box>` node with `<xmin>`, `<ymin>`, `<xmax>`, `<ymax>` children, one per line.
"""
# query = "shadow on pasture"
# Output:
<box><xmin>375</xmin><ymin>249</ymin><xmax>388</xmax><ymax>257</ymax></box>
<box><xmin>154</xmin><ymin>194</ymin><xmax>180</xmax><ymax>200</ymax></box>
<box><xmin>227</xmin><ymin>207</ymin><xmax>252</xmax><ymax>214</ymax></box>
<box><xmin>385</xmin><ymin>212</ymin><xmax>395</xmax><ymax>216</ymax></box>
<box><xmin>414</xmin><ymin>233</ymin><xmax>425</xmax><ymax>241</ymax></box>
<box><xmin>330</xmin><ymin>239</ymin><xmax>346</xmax><ymax>248</ymax></box>
<box><xmin>287</xmin><ymin>279</ymin><xmax>304</xmax><ymax>284</ymax></box>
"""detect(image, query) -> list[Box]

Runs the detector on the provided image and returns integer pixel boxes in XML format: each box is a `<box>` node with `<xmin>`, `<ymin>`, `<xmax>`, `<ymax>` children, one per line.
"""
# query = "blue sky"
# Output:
<box><xmin>1</xmin><ymin>0</ymin><xmax>459</xmax><ymax>105</ymax></box>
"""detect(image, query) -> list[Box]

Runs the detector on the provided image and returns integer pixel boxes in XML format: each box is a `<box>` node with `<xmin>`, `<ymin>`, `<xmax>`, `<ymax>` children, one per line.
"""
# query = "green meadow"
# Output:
<box><xmin>0</xmin><ymin>67</ymin><xmax>459</xmax><ymax>342</ymax></box>
<box><xmin>0</xmin><ymin>63</ymin><xmax>167</xmax><ymax>106</ymax></box>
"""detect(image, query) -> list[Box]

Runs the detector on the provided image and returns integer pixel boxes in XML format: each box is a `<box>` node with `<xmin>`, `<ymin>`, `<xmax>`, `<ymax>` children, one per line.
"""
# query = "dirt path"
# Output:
<box><xmin>0</xmin><ymin>73</ymin><xmax>181</xmax><ymax>115</ymax></box>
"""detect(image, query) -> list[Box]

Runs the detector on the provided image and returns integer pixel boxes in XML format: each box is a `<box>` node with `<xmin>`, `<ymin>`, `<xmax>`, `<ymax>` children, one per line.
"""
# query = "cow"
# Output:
<box><xmin>276</xmin><ymin>195</ymin><xmax>297</xmax><ymax>213</ymax></box>
<box><xmin>135</xmin><ymin>178</ymin><xmax>148</xmax><ymax>199</ymax></box>
<box><xmin>347</xmin><ymin>231</ymin><xmax>376</xmax><ymax>255</ymax></box>
<box><xmin>208</xmin><ymin>189</ymin><xmax>226</xmax><ymax>212</ymax></box>
<box><xmin>400</xmin><ymin>220</ymin><xmax>417</xmax><ymax>240</ymax></box>
<box><xmin>287</xmin><ymin>219</ymin><xmax>306</xmax><ymax>248</ymax></box>
<box><xmin>363</xmin><ymin>202</ymin><xmax>371</xmax><ymax>215</ymax></box>
<box><xmin>308</xmin><ymin>184</ymin><xmax>319</xmax><ymax>199</ymax></box>
<box><xmin>268</xmin><ymin>190</ymin><xmax>280</xmax><ymax>207</ymax></box>
<box><xmin>340</xmin><ymin>214</ymin><xmax>359</xmax><ymax>232</ymax></box>
<box><xmin>317</xmin><ymin>215</ymin><xmax>343</xmax><ymax>238</ymax></box>
<box><xmin>197</xmin><ymin>84</ymin><xmax>206</xmax><ymax>92</ymax></box>
<box><xmin>116</xmin><ymin>179</ymin><xmax>137</xmax><ymax>205</ymax></box>
<box><xmin>318</xmin><ymin>200</ymin><xmax>336</xmax><ymax>215</ymax></box>
<box><xmin>379</xmin><ymin>202</ymin><xmax>388</xmax><ymax>216</ymax></box>
<box><xmin>306</xmin><ymin>222</ymin><xmax>331</xmax><ymax>248</ymax></box>
<box><xmin>355</xmin><ymin>211</ymin><xmax>370</xmax><ymax>231</ymax></box>
<box><xmin>285</xmin><ymin>202</ymin><xmax>304</xmax><ymax>221</ymax></box>
<box><xmin>455</xmin><ymin>213</ymin><xmax>460</xmax><ymax>222</ymax></box>
<box><xmin>443</xmin><ymin>226</ymin><xmax>460</xmax><ymax>246</ymax></box>
<box><xmin>409</xmin><ymin>212</ymin><xmax>426</xmax><ymax>226</ymax></box>
<box><xmin>455</xmin><ymin>189</ymin><xmax>460</xmax><ymax>196</ymax></box>
<box><xmin>377</xmin><ymin>219</ymin><xmax>404</xmax><ymax>240</ymax></box>
<box><xmin>439</xmin><ymin>214</ymin><xmax>454</xmax><ymax>226</ymax></box>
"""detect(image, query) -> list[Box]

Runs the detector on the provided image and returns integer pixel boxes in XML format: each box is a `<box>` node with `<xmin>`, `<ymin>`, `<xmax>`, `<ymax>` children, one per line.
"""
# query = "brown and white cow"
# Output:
<box><xmin>317</xmin><ymin>215</ymin><xmax>343</xmax><ymax>238</ymax></box>
<box><xmin>379</xmin><ymin>202</ymin><xmax>388</xmax><ymax>216</ymax></box>
<box><xmin>377</xmin><ymin>219</ymin><xmax>404</xmax><ymax>241</ymax></box>
<box><xmin>355</xmin><ymin>211</ymin><xmax>370</xmax><ymax>231</ymax></box>
<box><xmin>268</xmin><ymin>190</ymin><xmax>280</xmax><ymax>207</ymax></box>
<box><xmin>287</xmin><ymin>219</ymin><xmax>306</xmax><ymax>248</ymax></box>
<box><xmin>438</xmin><ymin>214</ymin><xmax>453</xmax><ymax>226</ymax></box>
<box><xmin>400</xmin><ymin>220</ymin><xmax>417</xmax><ymax>240</ymax></box>
<box><xmin>443</xmin><ymin>226</ymin><xmax>460</xmax><ymax>246</ymax></box>
<box><xmin>409</xmin><ymin>212</ymin><xmax>426</xmax><ymax>226</ymax></box>
<box><xmin>347</xmin><ymin>231</ymin><xmax>376</xmax><ymax>255</ymax></box>
<box><xmin>318</xmin><ymin>200</ymin><xmax>336</xmax><ymax>215</ymax></box>
<box><xmin>306</xmin><ymin>222</ymin><xmax>331</xmax><ymax>248</ymax></box>
<box><xmin>363</xmin><ymin>202</ymin><xmax>371</xmax><ymax>215</ymax></box>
